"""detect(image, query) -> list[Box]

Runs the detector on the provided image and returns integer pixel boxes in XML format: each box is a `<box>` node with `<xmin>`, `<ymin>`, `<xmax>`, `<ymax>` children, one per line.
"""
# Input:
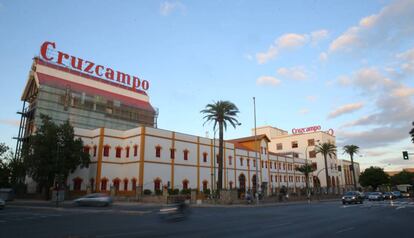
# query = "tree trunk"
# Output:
<box><xmin>305</xmin><ymin>173</ymin><xmax>309</xmax><ymax>198</ymax></box>
<box><xmin>217</xmin><ymin>122</ymin><xmax>224</xmax><ymax>191</ymax></box>
<box><xmin>351</xmin><ymin>154</ymin><xmax>357</xmax><ymax>191</ymax></box>
<box><xmin>323</xmin><ymin>154</ymin><xmax>330</xmax><ymax>193</ymax></box>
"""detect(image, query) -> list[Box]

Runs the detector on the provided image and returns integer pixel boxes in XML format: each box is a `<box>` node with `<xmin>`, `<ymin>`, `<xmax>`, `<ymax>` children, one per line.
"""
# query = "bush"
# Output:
<box><xmin>155</xmin><ymin>189</ymin><xmax>162</xmax><ymax>196</ymax></box>
<box><xmin>143</xmin><ymin>189</ymin><xmax>152</xmax><ymax>195</ymax></box>
<box><xmin>180</xmin><ymin>189</ymin><xmax>191</xmax><ymax>195</ymax></box>
<box><xmin>168</xmin><ymin>188</ymin><xmax>179</xmax><ymax>195</ymax></box>
<box><xmin>203</xmin><ymin>188</ymin><xmax>211</xmax><ymax>195</ymax></box>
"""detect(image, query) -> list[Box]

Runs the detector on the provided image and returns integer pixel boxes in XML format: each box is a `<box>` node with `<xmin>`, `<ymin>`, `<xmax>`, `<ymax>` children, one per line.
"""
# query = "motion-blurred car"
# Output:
<box><xmin>401</xmin><ymin>192</ymin><xmax>411</xmax><ymax>198</ymax></box>
<box><xmin>342</xmin><ymin>191</ymin><xmax>364</xmax><ymax>204</ymax></box>
<box><xmin>73</xmin><ymin>193</ymin><xmax>112</xmax><ymax>207</ymax></box>
<box><xmin>0</xmin><ymin>198</ymin><xmax>5</xmax><ymax>209</ymax></box>
<box><xmin>368</xmin><ymin>192</ymin><xmax>384</xmax><ymax>201</ymax></box>
<box><xmin>391</xmin><ymin>191</ymin><xmax>402</xmax><ymax>198</ymax></box>
<box><xmin>383</xmin><ymin>192</ymin><xmax>396</xmax><ymax>200</ymax></box>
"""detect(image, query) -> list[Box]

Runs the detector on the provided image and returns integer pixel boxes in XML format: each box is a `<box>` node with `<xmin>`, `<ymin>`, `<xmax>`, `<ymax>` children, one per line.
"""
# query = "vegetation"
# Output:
<box><xmin>343</xmin><ymin>144</ymin><xmax>360</xmax><ymax>190</ymax></box>
<box><xmin>168</xmin><ymin>188</ymin><xmax>179</xmax><ymax>195</ymax></box>
<box><xmin>315</xmin><ymin>142</ymin><xmax>337</xmax><ymax>190</ymax></box>
<box><xmin>410</xmin><ymin>121</ymin><xmax>414</xmax><ymax>144</ymax></box>
<box><xmin>390</xmin><ymin>171</ymin><xmax>414</xmax><ymax>185</ymax></box>
<box><xmin>295</xmin><ymin>163</ymin><xmax>316</xmax><ymax>197</ymax></box>
<box><xmin>143</xmin><ymin>189</ymin><xmax>152</xmax><ymax>195</ymax></box>
<box><xmin>180</xmin><ymin>188</ymin><xmax>191</xmax><ymax>195</ymax></box>
<box><xmin>359</xmin><ymin>166</ymin><xmax>389</xmax><ymax>190</ymax></box>
<box><xmin>0</xmin><ymin>143</ymin><xmax>26</xmax><ymax>192</ymax></box>
<box><xmin>22</xmin><ymin>114</ymin><xmax>90</xmax><ymax>199</ymax></box>
<box><xmin>201</xmin><ymin>100</ymin><xmax>240</xmax><ymax>191</ymax></box>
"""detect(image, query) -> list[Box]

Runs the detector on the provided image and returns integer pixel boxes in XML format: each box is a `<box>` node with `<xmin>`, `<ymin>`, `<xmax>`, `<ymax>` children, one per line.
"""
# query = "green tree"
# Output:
<box><xmin>410</xmin><ymin>121</ymin><xmax>414</xmax><ymax>143</ymax></box>
<box><xmin>201</xmin><ymin>101</ymin><xmax>240</xmax><ymax>191</ymax></box>
<box><xmin>390</xmin><ymin>171</ymin><xmax>414</xmax><ymax>185</ymax></box>
<box><xmin>0</xmin><ymin>143</ymin><xmax>26</xmax><ymax>190</ymax></box>
<box><xmin>315</xmin><ymin>142</ymin><xmax>337</xmax><ymax>191</ymax></box>
<box><xmin>295</xmin><ymin>163</ymin><xmax>316</xmax><ymax>197</ymax></box>
<box><xmin>0</xmin><ymin>143</ymin><xmax>11</xmax><ymax>187</ymax></box>
<box><xmin>359</xmin><ymin>166</ymin><xmax>389</xmax><ymax>190</ymax></box>
<box><xmin>343</xmin><ymin>144</ymin><xmax>360</xmax><ymax>190</ymax></box>
<box><xmin>22</xmin><ymin>115</ymin><xmax>90</xmax><ymax>199</ymax></box>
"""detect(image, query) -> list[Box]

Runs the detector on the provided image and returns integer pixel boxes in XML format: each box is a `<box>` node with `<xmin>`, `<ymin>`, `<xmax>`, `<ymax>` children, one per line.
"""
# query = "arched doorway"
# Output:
<box><xmin>182</xmin><ymin>179</ymin><xmax>189</xmax><ymax>190</ymax></box>
<box><xmin>154</xmin><ymin>178</ymin><xmax>161</xmax><ymax>191</ymax></box>
<box><xmin>239</xmin><ymin>174</ymin><xmax>246</xmax><ymax>192</ymax></box>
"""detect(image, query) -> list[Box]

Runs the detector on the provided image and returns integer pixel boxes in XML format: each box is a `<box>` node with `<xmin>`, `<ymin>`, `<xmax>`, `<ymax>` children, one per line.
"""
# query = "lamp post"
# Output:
<box><xmin>253</xmin><ymin>97</ymin><xmax>259</xmax><ymax>205</ymax></box>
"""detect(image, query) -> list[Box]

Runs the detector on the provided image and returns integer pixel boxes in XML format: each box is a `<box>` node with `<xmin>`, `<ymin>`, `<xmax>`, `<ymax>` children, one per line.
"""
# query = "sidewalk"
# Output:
<box><xmin>192</xmin><ymin>198</ymin><xmax>340</xmax><ymax>208</ymax></box>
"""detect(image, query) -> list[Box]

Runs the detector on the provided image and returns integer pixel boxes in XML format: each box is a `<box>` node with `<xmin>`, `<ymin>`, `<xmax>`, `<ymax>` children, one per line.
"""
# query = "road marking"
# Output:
<box><xmin>96</xmin><ymin>230</ymin><xmax>154</xmax><ymax>237</ymax></box>
<box><xmin>336</xmin><ymin>227</ymin><xmax>354</xmax><ymax>234</ymax></box>
<box><xmin>396</xmin><ymin>206</ymin><xmax>405</xmax><ymax>210</ymax></box>
<box><xmin>266</xmin><ymin>222</ymin><xmax>292</xmax><ymax>229</ymax></box>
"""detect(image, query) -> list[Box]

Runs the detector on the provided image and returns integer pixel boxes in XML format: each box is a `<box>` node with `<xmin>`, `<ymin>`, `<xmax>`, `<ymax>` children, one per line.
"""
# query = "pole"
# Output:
<box><xmin>305</xmin><ymin>146</ymin><xmax>310</xmax><ymax>202</ymax></box>
<box><xmin>253</xmin><ymin>97</ymin><xmax>259</xmax><ymax>205</ymax></box>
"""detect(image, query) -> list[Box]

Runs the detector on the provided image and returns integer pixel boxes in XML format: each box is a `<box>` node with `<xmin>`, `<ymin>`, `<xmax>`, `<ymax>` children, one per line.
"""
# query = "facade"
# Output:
<box><xmin>26</xmin><ymin>126</ymin><xmax>312</xmax><ymax>196</ymax></box>
<box><xmin>338</xmin><ymin>159</ymin><xmax>361</xmax><ymax>191</ymax></box>
<box><xmin>255</xmin><ymin>125</ymin><xmax>350</xmax><ymax>190</ymax></box>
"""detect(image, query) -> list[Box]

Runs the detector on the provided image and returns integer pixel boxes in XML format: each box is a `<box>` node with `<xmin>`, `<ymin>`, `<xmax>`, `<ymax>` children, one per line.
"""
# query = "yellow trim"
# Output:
<box><xmin>233</xmin><ymin>149</ymin><xmax>237</xmax><ymax>188</ymax></box>
<box><xmin>197</xmin><ymin>137</ymin><xmax>200</xmax><ymax>193</ymax></box>
<box><xmin>138</xmin><ymin>127</ymin><xmax>146</xmax><ymax>193</ymax></box>
<box><xmin>247</xmin><ymin>151</ymin><xmax>251</xmax><ymax>190</ymax></box>
<box><xmin>224</xmin><ymin>144</ymin><xmax>227</xmax><ymax>189</ymax></box>
<box><xmin>210</xmin><ymin>139</ymin><xmax>214</xmax><ymax>190</ymax></box>
<box><xmin>95</xmin><ymin>127</ymin><xmax>105</xmax><ymax>192</ymax></box>
<box><xmin>267</xmin><ymin>143</ymin><xmax>271</xmax><ymax>194</ymax></box>
<box><xmin>171</xmin><ymin>132</ymin><xmax>175</xmax><ymax>190</ymax></box>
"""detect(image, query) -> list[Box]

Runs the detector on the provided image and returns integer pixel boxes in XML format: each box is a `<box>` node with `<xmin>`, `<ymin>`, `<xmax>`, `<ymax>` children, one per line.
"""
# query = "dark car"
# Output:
<box><xmin>391</xmin><ymin>191</ymin><xmax>402</xmax><ymax>198</ymax></box>
<box><xmin>342</xmin><ymin>191</ymin><xmax>364</xmax><ymax>204</ymax></box>
<box><xmin>383</xmin><ymin>192</ymin><xmax>396</xmax><ymax>200</ymax></box>
<box><xmin>368</xmin><ymin>192</ymin><xmax>384</xmax><ymax>201</ymax></box>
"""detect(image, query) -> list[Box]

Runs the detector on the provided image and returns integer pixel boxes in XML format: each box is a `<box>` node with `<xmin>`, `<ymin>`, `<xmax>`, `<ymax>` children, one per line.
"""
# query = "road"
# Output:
<box><xmin>1</xmin><ymin>199</ymin><xmax>413</xmax><ymax>238</ymax></box>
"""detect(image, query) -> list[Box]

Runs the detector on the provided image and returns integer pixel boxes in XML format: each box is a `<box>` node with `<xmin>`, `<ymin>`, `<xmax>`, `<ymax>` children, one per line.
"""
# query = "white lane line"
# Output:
<box><xmin>266</xmin><ymin>222</ymin><xmax>292</xmax><ymax>229</ymax></box>
<box><xmin>336</xmin><ymin>227</ymin><xmax>355</xmax><ymax>234</ymax></box>
<box><xmin>396</xmin><ymin>206</ymin><xmax>405</xmax><ymax>210</ymax></box>
<box><xmin>0</xmin><ymin>220</ymin><xmax>5</xmax><ymax>223</ymax></box>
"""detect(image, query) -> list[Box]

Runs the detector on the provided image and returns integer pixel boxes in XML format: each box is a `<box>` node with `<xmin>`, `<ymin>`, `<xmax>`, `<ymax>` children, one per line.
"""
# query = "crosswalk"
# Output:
<box><xmin>342</xmin><ymin>199</ymin><xmax>414</xmax><ymax>209</ymax></box>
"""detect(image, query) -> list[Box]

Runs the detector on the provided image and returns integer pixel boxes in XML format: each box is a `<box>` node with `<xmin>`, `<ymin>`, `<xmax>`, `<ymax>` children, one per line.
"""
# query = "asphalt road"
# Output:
<box><xmin>1</xmin><ymin>199</ymin><xmax>414</xmax><ymax>238</ymax></box>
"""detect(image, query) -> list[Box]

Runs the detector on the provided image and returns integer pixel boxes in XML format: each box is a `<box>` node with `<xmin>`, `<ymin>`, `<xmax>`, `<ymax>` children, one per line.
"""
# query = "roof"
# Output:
<box><xmin>227</xmin><ymin>134</ymin><xmax>271</xmax><ymax>143</ymax></box>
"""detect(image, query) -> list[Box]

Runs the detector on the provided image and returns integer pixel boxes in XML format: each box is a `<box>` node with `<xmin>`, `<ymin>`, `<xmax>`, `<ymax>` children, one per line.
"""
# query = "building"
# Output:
<box><xmin>338</xmin><ymin>159</ymin><xmax>361</xmax><ymax>191</ymax></box>
<box><xmin>15</xmin><ymin>41</ymin><xmax>157</xmax><ymax>160</ymax></box>
<box><xmin>254</xmin><ymin>125</ymin><xmax>359</xmax><ymax>191</ymax></box>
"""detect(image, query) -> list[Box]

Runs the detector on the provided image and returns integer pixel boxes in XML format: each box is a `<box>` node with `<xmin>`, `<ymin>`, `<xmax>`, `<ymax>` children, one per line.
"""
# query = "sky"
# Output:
<box><xmin>0</xmin><ymin>0</ymin><xmax>413</xmax><ymax>171</ymax></box>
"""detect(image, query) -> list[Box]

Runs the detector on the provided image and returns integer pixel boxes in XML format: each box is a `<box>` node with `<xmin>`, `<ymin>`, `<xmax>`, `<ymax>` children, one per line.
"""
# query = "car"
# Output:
<box><xmin>0</xmin><ymin>198</ymin><xmax>5</xmax><ymax>209</ymax></box>
<box><xmin>383</xmin><ymin>192</ymin><xmax>396</xmax><ymax>200</ymax></box>
<box><xmin>73</xmin><ymin>193</ymin><xmax>113</xmax><ymax>207</ymax></box>
<box><xmin>401</xmin><ymin>192</ymin><xmax>411</xmax><ymax>198</ymax></box>
<box><xmin>361</xmin><ymin>192</ymin><xmax>370</xmax><ymax>199</ymax></box>
<box><xmin>342</xmin><ymin>191</ymin><xmax>364</xmax><ymax>204</ymax></box>
<box><xmin>391</xmin><ymin>191</ymin><xmax>402</xmax><ymax>198</ymax></box>
<box><xmin>368</xmin><ymin>192</ymin><xmax>384</xmax><ymax>201</ymax></box>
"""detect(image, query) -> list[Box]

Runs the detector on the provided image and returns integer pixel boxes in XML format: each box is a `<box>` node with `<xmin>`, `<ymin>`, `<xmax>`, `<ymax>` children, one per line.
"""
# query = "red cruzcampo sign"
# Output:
<box><xmin>40</xmin><ymin>41</ymin><xmax>149</xmax><ymax>92</ymax></box>
<box><xmin>292</xmin><ymin>125</ymin><xmax>321</xmax><ymax>134</ymax></box>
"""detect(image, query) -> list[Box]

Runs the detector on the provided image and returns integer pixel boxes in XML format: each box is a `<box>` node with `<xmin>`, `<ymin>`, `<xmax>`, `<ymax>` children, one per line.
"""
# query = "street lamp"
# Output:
<box><xmin>253</xmin><ymin>97</ymin><xmax>259</xmax><ymax>205</ymax></box>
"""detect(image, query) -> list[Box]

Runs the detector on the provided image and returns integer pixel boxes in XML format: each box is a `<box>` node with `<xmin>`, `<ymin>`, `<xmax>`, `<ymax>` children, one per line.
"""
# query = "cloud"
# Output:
<box><xmin>396</xmin><ymin>47</ymin><xmax>414</xmax><ymax>75</ymax></box>
<box><xmin>328</xmin><ymin>102</ymin><xmax>364</xmax><ymax>119</ymax></box>
<box><xmin>160</xmin><ymin>1</ymin><xmax>185</xmax><ymax>16</ymax></box>
<box><xmin>299</xmin><ymin>108</ymin><xmax>310</xmax><ymax>115</ymax></box>
<box><xmin>351</xmin><ymin>68</ymin><xmax>392</xmax><ymax>93</ymax></box>
<box><xmin>277</xmin><ymin>66</ymin><xmax>308</xmax><ymax>80</ymax></box>
<box><xmin>319</xmin><ymin>52</ymin><xmax>328</xmax><ymax>62</ymax></box>
<box><xmin>329</xmin><ymin>0</ymin><xmax>414</xmax><ymax>53</ymax></box>
<box><xmin>0</xmin><ymin>119</ymin><xmax>20</xmax><ymax>127</ymax></box>
<box><xmin>336</xmin><ymin>75</ymin><xmax>352</xmax><ymax>86</ymax></box>
<box><xmin>256</xmin><ymin>76</ymin><xmax>281</xmax><ymax>86</ymax></box>
<box><xmin>256</xmin><ymin>29</ymin><xmax>327</xmax><ymax>64</ymax></box>
<box><xmin>391</xmin><ymin>86</ymin><xmax>414</xmax><ymax>97</ymax></box>
<box><xmin>306</xmin><ymin>95</ymin><xmax>318</xmax><ymax>102</ymax></box>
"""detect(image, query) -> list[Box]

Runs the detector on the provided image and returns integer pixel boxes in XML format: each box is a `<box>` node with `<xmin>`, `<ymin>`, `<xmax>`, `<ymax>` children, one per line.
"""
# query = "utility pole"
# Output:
<box><xmin>253</xmin><ymin>97</ymin><xmax>259</xmax><ymax>205</ymax></box>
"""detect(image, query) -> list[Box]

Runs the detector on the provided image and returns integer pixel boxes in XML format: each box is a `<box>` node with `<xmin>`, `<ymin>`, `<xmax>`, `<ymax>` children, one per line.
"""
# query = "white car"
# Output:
<box><xmin>368</xmin><ymin>192</ymin><xmax>384</xmax><ymax>201</ymax></box>
<box><xmin>0</xmin><ymin>198</ymin><xmax>5</xmax><ymax>209</ymax></box>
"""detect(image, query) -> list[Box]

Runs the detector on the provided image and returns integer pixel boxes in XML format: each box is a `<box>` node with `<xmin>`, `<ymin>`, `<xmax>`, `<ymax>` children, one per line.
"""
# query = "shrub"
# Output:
<box><xmin>203</xmin><ymin>188</ymin><xmax>211</xmax><ymax>195</ymax></box>
<box><xmin>180</xmin><ymin>189</ymin><xmax>191</xmax><ymax>195</ymax></box>
<box><xmin>143</xmin><ymin>189</ymin><xmax>152</xmax><ymax>195</ymax></box>
<box><xmin>155</xmin><ymin>189</ymin><xmax>163</xmax><ymax>196</ymax></box>
<box><xmin>168</xmin><ymin>188</ymin><xmax>179</xmax><ymax>195</ymax></box>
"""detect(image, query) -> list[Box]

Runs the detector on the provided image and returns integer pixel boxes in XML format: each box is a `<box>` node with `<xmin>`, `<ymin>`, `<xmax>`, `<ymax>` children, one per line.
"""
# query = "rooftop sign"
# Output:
<box><xmin>292</xmin><ymin>125</ymin><xmax>321</xmax><ymax>134</ymax></box>
<box><xmin>39</xmin><ymin>41</ymin><xmax>149</xmax><ymax>92</ymax></box>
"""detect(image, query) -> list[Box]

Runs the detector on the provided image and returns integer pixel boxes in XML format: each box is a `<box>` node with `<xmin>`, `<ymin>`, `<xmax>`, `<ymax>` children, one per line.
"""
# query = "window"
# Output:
<box><xmin>309</xmin><ymin>150</ymin><xmax>316</xmax><ymax>158</ymax></box>
<box><xmin>312</xmin><ymin>163</ymin><xmax>317</xmax><ymax>170</ymax></box>
<box><xmin>228</xmin><ymin>156</ymin><xmax>232</xmax><ymax>165</ymax></box>
<box><xmin>155</xmin><ymin>146</ymin><xmax>161</xmax><ymax>158</ymax></box>
<box><xmin>134</xmin><ymin>145</ymin><xmax>138</xmax><ymax>156</ymax></box>
<box><xmin>113</xmin><ymin>178</ymin><xmax>120</xmax><ymax>191</ymax></box>
<box><xmin>265</xmin><ymin>161</ymin><xmax>267</xmax><ymax>168</ymax></box>
<box><xmin>203</xmin><ymin>152</ymin><xmax>208</xmax><ymax>162</ymax></box>
<box><xmin>261</xmin><ymin>160</ymin><xmax>264</xmax><ymax>168</ymax></box>
<box><xmin>308</xmin><ymin>139</ymin><xmax>315</xmax><ymax>146</ymax></box>
<box><xmin>246</xmin><ymin>159</ymin><xmax>250</xmax><ymax>166</ymax></box>
<box><xmin>283</xmin><ymin>163</ymin><xmax>286</xmax><ymax>170</ymax></box>
<box><xmin>154</xmin><ymin>179</ymin><xmax>161</xmax><ymax>191</ymax></box>
<box><xmin>202</xmin><ymin>180</ymin><xmax>208</xmax><ymax>191</ymax></box>
<box><xmin>240</xmin><ymin>157</ymin><xmax>244</xmax><ymax>166</ymax></box>
<box><xmin>278</xmin><ymin>162</ymin><xmax>281</xmax><ymax>169</ymax></box>
<box><xmin>291</xmin><ymin>141</ymin><xmax>298</xmax><ymax>148</ymax></box>
<box><xmin>116</xmin><ymin>147</ymin><xmax>122</xmax><ymax>158</ymax></box>
<box><xmin>101</xmin><ymin>178</ymin><xmax>108</xmax><ymax>191</ymax></box>
<box><xmin>103</xmin><ymin>145</ymin><xmax>110</xmax><ymax>157</ymax></box>
<box><xmin>83</xmin><ymin>146</ymin><xmax>90</xmax><ymax>154</ymax></box>
<box><xmin>132</xmin><ymin>178</ymin><xmax>137</xmax><ymax>191</ymax></box>
<box><xmin>93</xmin><ymin>145</ymin><xmax>97</xmax><ymax>157</ymax></box>
<box><xmin>170</xmin><ymin>148</ymin><xmax>175</xmax><ymax>159</ymax></box>
<box><xmin>182</xmin><ymin>180</ymin><xmax>189</xmax><ymax>190</ymax></box>
<box><xmin>123</xmin><ymin>179</ymin><xmax>128</xmax><ymax>191</ymax></box>
<box><xmin>276</xmin><ymin>143</ymin><xmax>283</xmax><ymax>150</ymax></box>
<box><xmin>126</xmin><ymin>147</ymin><xmax>130</xmax><ymax>158</ymax></box>
<box><xmin>270</xmin><ymin>162</ymin><xmax>272</xmax><ymax>169</ymax></box>
<box><xmin>73</xmin><ymin>177</ymin><xmax>82</xmax><ymax>191</ymax></box>
<box><xmin>293</xmin><ymin>153</ymin><xmax>299</xmax><ymax>158</ymax></box>
<box><xmin>183</xmin><ymin>150</ymin><xmax>189</xmax><ymax>160</ymax></box>
<box><xmin>270</xmin><ymin>175</ymin><xmax>273</xmax><ymax>182</ymax></box>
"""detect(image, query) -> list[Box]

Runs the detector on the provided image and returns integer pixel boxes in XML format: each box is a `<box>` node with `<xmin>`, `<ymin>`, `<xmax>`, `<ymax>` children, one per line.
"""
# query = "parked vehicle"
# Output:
<box><xmin>383</xmin><ymin>192</ymin><xmax>396</xmax><ymax>200</ymax></box>
<box><xmin>361</xmin><ymin>192</ymin><xmax>370</xmax><ymax>200</ymax></box>
<box><xmin>401</xmin><ymin>192</ymin><xmax>411</xmax><ymax>198</ymax></box>
<box><xmin>391</xmin><ymin>191</ymin><xmax>402</xmax><ymax>198</ymax></box>
<box><xmin>342</xmin><ymin>191</ymin><xmax>364</xmax><ymax>205</ymax></box>
<box><xmin>368</xmin><ymin>192</ymin><xmax>384</xmax><ymax>201</ymax></box>
<box><xmin>0</xmin><ymin>198</ymin><xmax>5</xmax><ymax>209</ymax></box>
<box><xmin>73</xmin><ymin>193</ymin><xmax>113</xmax><ymax>207</ymax></box>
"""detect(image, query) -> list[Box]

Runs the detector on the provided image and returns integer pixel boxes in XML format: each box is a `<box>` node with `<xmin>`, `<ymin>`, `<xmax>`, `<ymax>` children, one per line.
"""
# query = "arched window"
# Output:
<box><xmin>131</xmin><ymin>178</ymin><xmax>137</xmax><ymax>191</ymax></box>
<box><xmin>103</xmin><ymin>145</ymin><xmax>110</xmax><ymax>157</ymax></box>
<box><xmin>115</xmin><ymin>147</ymin><xmax>122</xmax><ymax>158</ymax></box>
<box><xmin>123</xmin><ymin>178</ymin><xmax>129</xmax><ymax>191</ymax></box>
<box><xmin>183</xmin><ymin>150</ymin><xmax>189</xmax><ymax>160</ymax></box>
<box><xmin>134</xmin><ymin>145</ymin><xmax>138</xmax><ymax>156</ymax></box>
<box><xmin>202</xmin><ymin>180</ymin><xmax>208</xmax><ymax>191</ymax></box>
<box><xmin>113</xmin><ymin>178</ymin><xmax>120</xmax><ymax>191</ymax></box>
<box><xmin>240</xmin><ymin>157</ymin><xmax>244</xmax><ymax>166</ymax></box>
<box><xmin>203</xmin><ymin>152</ymin><xmax>208</xmax><ymax>162</ymax></box>
<box><xmin>83</xmin><ymin>146</ymin><xmax>90</xmax><ymax>155</ymax></box>
<box><xmin>170</xmin><ymin>148</ymin><xmax>175</xmax><ymax>159</ymax></box>
<box><xmin>101</xmin><ymin>178</ymin><xmax>108</xmax><ymax>191</ymax></box>
<box><xmin>228</xmin><ymin>156</ymin><xmax>232</xmax><ymax>165</ymax></box>
<box><xmin>182</xmin><ymin>180</ymin><xmax>189</xmax><ymax>190</ymax></box>
<box><xmin>125</xmin><ymin>147</ymin><xmax>130</xmax><ymax>158</ymax></box>
<box><xmin>73</xmin><ymin>177</ymin><xmax>82</xmax><ymax>191</ymax></box>
<box><xmin>93</xmin><ymin>145</ymin><xmax>97</xmax><ymax>157</ymax></box>
<box><xmin>154</xmin><ymin>178</ymin><xmax>161</xmax><ymax>191</ymax></box>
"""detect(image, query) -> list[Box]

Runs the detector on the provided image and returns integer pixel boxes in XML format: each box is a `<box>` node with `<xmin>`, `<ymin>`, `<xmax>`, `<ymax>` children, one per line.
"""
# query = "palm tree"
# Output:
<box><xmin>343</xmin><ymin>144</ymin><xmax>360</xmax><ymax>191</ymax></box>
<box><xmin>295</xmin><ymin>164</ymin><xmax>316</xmax><ymax>198</ymax></box>
<box><xmin>201</xmin><ymin>101</ymin><xmax>240</xmax><ymax>191</ymax></box>
<box><xmin>315</xmin><ymin>142</ymin><xmax>337</xmax><ymax>192</ymax></box>
<box><xmin>410</xmin><ymin>121</ymin><xmax>414</xmax><ymax>144</ymax></box>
